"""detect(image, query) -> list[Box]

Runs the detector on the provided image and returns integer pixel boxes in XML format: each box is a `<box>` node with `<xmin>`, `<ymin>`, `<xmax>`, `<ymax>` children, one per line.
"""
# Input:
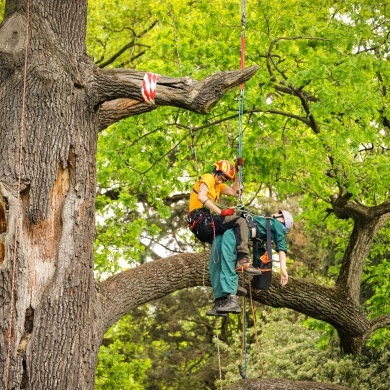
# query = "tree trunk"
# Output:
<box><xmin>0</xmin><ymin>2</ymin><xmax>102</xmax><ymax>389</ymax></box>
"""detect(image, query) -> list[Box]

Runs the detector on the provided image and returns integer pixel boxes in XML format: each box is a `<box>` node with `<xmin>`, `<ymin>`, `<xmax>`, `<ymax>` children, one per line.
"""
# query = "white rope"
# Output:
<box><xmin>214</xmin><ymin>333</ymin><xmax>223</xmax><ymax>390</ymax></box>
<box><xmin>5</xmin><ymin>1</ymin><xmax>30</xmax><ymax>388</ymax></box>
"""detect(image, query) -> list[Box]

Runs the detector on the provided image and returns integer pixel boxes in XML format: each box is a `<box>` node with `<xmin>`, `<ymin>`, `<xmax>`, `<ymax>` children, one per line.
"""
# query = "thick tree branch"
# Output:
<box><xmin>92</xmin><ymin>66</ymin><xmax>260</xmax><ymax>125</ymax></box>
<box><xmin>251</xmin><ymin>276</ymin><xmax>369</xmax><ymax>338</ymax></box>
<box><xmin>331</xmin><ymin>201</ymin><xmax>390</xmax><ymax>304</ymax></box>
<box><xmin>100</xmin><ymin>252</ymin><xmax>210</xmax><ymax>330</ymax></box>
<box><xmin>331</xmin><ymin>196</ymin><xmax>390</xmax><ymax>221</ymax></box>
<box><xmin>97</xmin><ymin>98</ymin><xmax>156</xmax><ymax>130</ymax></box>
<box><xmin>99</xmin><ymin>251</ymin><xmax>381</xmax><ymax>352</ymax></box>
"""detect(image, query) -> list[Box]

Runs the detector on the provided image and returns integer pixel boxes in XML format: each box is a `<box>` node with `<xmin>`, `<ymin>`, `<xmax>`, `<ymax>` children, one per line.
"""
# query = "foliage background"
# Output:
<box><xmin>85</xmin><ymin>0</ymin><xmax>389</xmax><ymax>388</ymax></box>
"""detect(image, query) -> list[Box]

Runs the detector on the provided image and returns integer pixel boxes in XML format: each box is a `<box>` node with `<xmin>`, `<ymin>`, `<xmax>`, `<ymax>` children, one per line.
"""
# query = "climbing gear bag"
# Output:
<box><xmin>251</xmin><ymin>217</ymin><xmax>273</xmax><ymax>290</ymax></box>
<box><xmin>186</xmin><ymin>208</ymin><xmax>214</xmax><ymax>243</ymax></box>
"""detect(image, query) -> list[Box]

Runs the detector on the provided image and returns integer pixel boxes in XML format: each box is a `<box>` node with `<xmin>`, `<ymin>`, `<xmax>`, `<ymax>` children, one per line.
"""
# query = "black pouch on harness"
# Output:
<box><xmin>251</xmin><ymin>218</ymin><xmax>273</xmax><ymax>290</ymax></box>
<box><xmin>186</xmin><ymin>209</ymin><xmax>214</xmax><ymax>244</ymax></box>
<box><xmin>251</xmin><ymin>250</ymin><xmax>272</xmax><ymax>290</ymax></box>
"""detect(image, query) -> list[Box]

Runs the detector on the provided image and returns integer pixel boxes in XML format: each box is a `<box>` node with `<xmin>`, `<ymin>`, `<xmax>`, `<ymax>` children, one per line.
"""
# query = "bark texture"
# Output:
<box><xmin>0</xmin><ymin>2</ymin><xmax>100</xmax><ymax>388</ymax></box>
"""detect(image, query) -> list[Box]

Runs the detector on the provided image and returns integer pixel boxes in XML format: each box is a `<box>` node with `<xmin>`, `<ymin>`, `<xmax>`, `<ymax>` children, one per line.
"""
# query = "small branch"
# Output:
<box><xmin>266</xmin><ymin>36</ymin><xmax>329</xmax><ymax>80</ymax></box>
<box><xmin>98</xmin><ymin>43</ymin><xmax>151</xmax><ymax>68</ymax></box>
<box><xmin>274</xmin><ymin>84</ymin><xmax>319</xmax><ymax>102</ymax></box>
<box><xmin>366</xmin><ymin>314</ymin><xmax>390</xmax><ymax>339</ymax></box>
<box><xmin>96</xmin><ymin>20</ymin><xmax>158</xmax><ymax>68</ymax></box>
<box><xmin>245</xmin><ymin>108</ymin><xmax>312</xmax><ymax>126</ymax></box>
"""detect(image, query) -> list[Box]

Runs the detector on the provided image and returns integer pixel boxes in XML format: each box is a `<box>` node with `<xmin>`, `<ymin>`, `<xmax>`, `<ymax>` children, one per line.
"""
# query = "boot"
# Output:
<box><xmin>216</xmin><ymin>294</ymin><xmax>241</xmax><ymax>314</ymax></box>
<box><xmin>236</xmin><ymin>285</ymin><xmax>247</xmax><ymax>297</ymax></box>
<box><xmin>206</xmin><ymin>297</ymin><xmax>227</xmax><ymax>317</ymax></box>
<box><xmin>236</xmin><ymin>258</ymin><xmax>262</xmax><ymax>275</ymax></box>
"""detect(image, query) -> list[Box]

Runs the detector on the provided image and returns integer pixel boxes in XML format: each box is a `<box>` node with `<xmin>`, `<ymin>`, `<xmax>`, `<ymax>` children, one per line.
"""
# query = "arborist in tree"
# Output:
<box><xmin>207</xmin><ymin>209</ymin><xmax>294</xmax><ymax>316</ymax></box>
<box><xmin>187</xmin><ymin>159</ymin><xmax>261</xmax><ymax>276</ymax></box>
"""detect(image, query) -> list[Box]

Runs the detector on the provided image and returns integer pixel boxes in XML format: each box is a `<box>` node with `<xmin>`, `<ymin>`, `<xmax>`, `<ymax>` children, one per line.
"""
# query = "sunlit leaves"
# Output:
<box><xmin>85</xmin><ymin>1</ymin><xmax>390</xmax><ymax>386</ymax></box>
<box><xmin>95</xmin><ymin>314</ymin><xmax>152</xmax><ymax>389</ymax></box>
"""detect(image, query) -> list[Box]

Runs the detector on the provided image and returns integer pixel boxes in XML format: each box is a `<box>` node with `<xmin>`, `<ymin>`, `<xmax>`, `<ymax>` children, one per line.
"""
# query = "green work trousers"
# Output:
<box><xmin>209</xmin><ymin>229</ymin><xmax>238</xmax><ymax>300</ymax></box>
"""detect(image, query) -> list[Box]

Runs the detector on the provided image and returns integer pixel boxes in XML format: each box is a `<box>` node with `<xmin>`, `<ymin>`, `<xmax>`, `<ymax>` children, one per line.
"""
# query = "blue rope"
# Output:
<box><xmin>238</xmin><ymin>89</ymin><xmax>245</xmax><ymax>205</ymax></box>
<box><xmin>239</xmin><ymin>1</ymin><xmax>248</xmax><ymax>380</ymax></box>
<box><xmin>237</xmin><ymin>0</ymin><xmax>246</xmax><ymax>207</ymax></box>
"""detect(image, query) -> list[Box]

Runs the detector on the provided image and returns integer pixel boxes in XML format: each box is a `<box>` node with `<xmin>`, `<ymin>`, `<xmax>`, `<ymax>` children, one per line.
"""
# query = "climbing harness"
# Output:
<box><xmin>141</xmin><ymin>72</ymin><xmax>159</xmax><ymax>104</ymax></box>
<box><xmin>5</xmin><ymin>1</ymin><xmax>31</xmax><ymax>389</ymax></box>
<box><xmin>186</xmin><ymin>208</ymin><xmax>215</xmax><ymax>244</ymax></box>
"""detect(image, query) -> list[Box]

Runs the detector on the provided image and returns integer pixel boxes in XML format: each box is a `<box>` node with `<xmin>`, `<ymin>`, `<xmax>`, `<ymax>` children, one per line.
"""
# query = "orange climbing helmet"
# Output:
<box><xmin>212</xmin><ymin>160</ymin><xmax>235</xmax><ymax>181</ymax></box>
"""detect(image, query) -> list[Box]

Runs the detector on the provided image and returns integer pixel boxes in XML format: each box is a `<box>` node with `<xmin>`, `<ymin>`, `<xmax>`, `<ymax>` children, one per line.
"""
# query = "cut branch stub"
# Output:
<box><xmin>0</xmin><ymin>13</ymin><xmax>26</xmax><ymax>54</ymax></box>
<box><xmin>0</xmin><ymin>13</ymin><xmax>27</xmax><ymax>67</ymax></box>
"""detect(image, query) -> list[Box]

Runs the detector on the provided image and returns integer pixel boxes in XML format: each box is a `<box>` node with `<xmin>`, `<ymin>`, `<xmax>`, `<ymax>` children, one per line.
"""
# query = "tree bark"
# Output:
<box><xmin>100</xmin><ymin>253</ymin><xmax>382</xmax><ymax>355</ymax></box>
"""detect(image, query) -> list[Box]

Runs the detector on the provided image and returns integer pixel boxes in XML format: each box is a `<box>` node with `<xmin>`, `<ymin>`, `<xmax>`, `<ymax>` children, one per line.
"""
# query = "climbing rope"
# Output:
<box><xmin>214</xmin><ymin>333</ymin><xmax>223</xmax><ymax>390</ymax></box>
<box><xmin>248</xmin><ymin>281</ymin><xmax>265</xmax><ymax>377</ymax></box>
<box><xmin>5</xmin><ymin>1</ymin><xmax>31</xmax><ymax>389</ymax></box>
<box><xmin>239</xmin><ymin>292</ymin><xmax>248</xmax><ymax>379</ymax></box>
<box><xmin>237</xmin><ymin>0</ymin><xmax>246</xmax><ymax>207</ymax></box>
<box><xmin>237</xmin><ymin>0</ymin><xmax>249</xmax><ymax>380</ymax></box>
<box><xmin>239</xmin><ymin>275</ymin><xmax>265</xmax><ymax>380</ymax></box>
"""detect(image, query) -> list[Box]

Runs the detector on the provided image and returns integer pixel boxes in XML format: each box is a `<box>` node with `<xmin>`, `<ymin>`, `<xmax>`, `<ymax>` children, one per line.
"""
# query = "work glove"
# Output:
<box><xmin>235</xmin><ymin>157</ymin><xmax>244</xmax><ymax>170</ymax></box>
<box><xmin>220</xmin><ymin>208</ymin><xmax>235</xmax><ymax>216</ymax></box>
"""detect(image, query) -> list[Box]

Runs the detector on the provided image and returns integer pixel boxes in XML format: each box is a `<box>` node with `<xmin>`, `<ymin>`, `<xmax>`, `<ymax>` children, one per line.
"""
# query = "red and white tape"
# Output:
<box><xmin>142</xmin><ymin>72</ymin><xmax>160</xmax><ymax>105</ymax></box>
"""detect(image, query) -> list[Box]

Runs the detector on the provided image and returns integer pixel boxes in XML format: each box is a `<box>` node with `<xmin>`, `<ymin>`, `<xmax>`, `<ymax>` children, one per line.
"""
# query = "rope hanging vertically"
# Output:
<box><xmin>237</xmin><ymin>0</ymin><xmax>248</xmax><ymax>380</ymax></box>
<box><xmin>237</xmin><ymin>0</ymin><xmax>246</xmax><ymax>207</ymax></box>
<box><xmin>5</xmin><ymin>1</ymin><xmax>31</xmax><ymax>389</ymax></box>
<box><xmin>239</xmin><ymin>294</ymin><xmax>248</xmax><ymax>379</ymax></box>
